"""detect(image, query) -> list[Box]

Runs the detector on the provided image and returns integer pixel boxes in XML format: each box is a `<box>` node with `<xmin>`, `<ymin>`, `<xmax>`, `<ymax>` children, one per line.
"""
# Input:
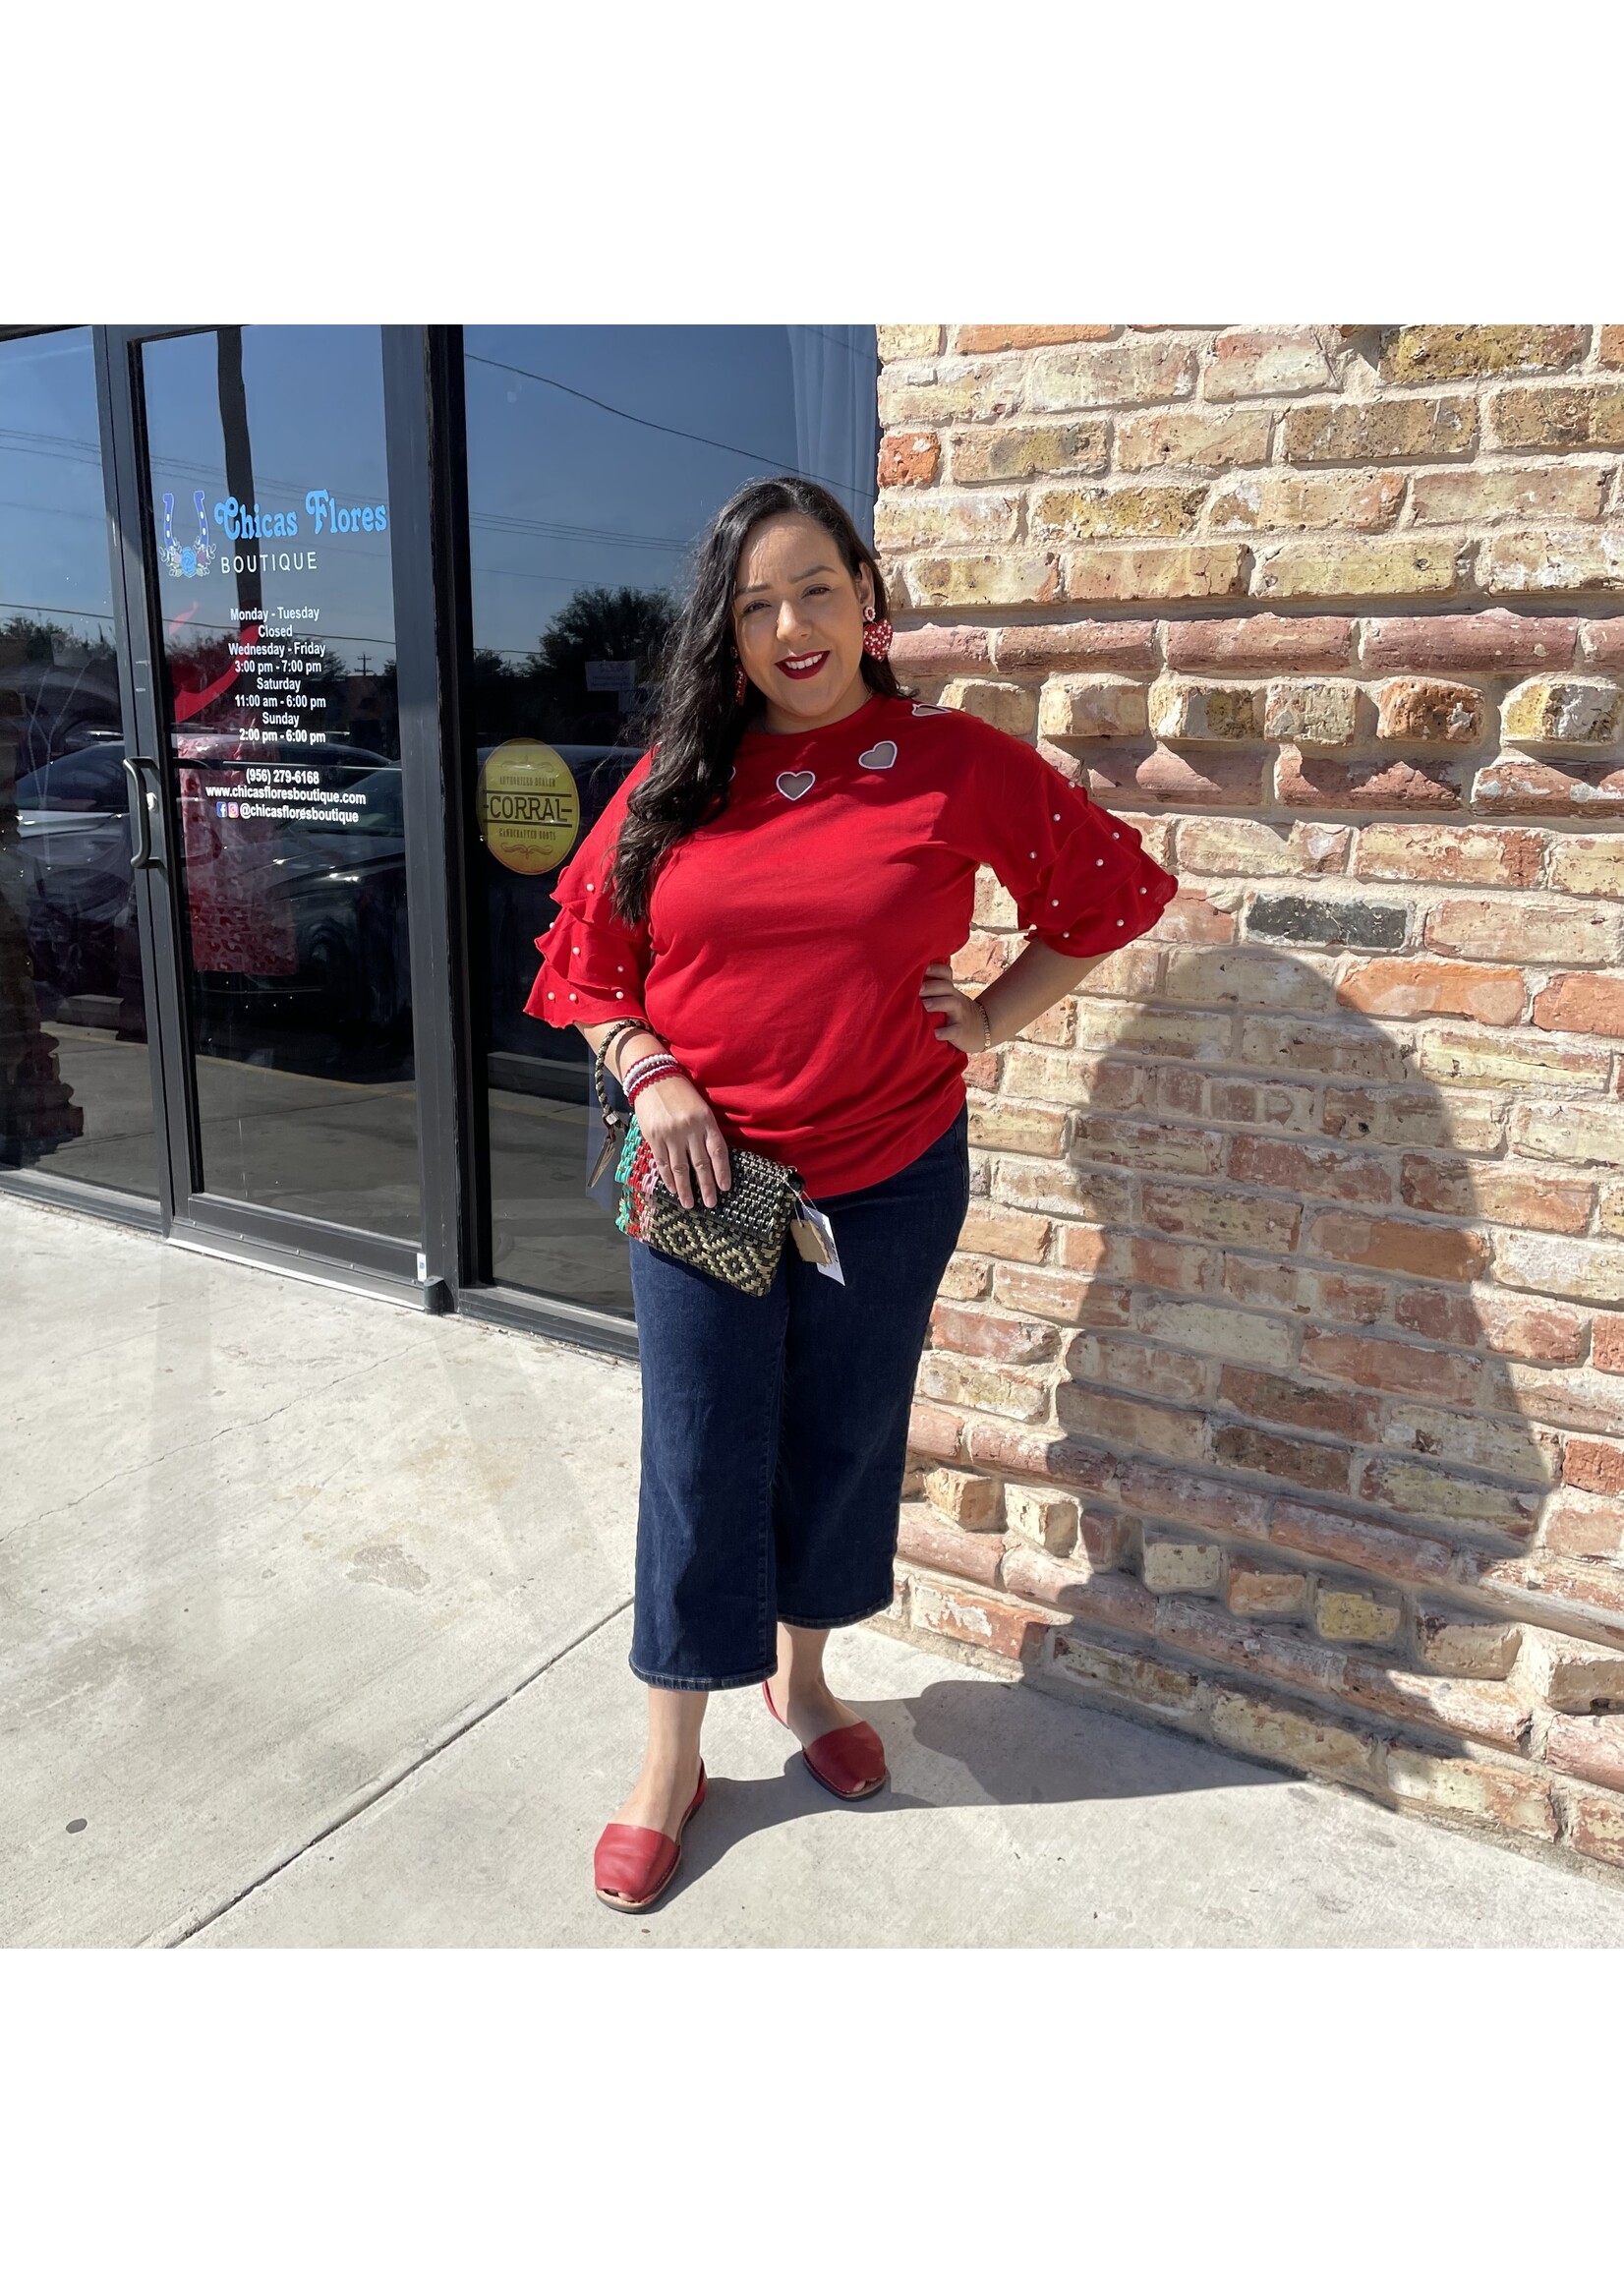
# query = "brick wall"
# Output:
<box><xmin>873</xmin><ymin>323</ymin><xmax>1624</xmax><ymax>1873</ymax></box>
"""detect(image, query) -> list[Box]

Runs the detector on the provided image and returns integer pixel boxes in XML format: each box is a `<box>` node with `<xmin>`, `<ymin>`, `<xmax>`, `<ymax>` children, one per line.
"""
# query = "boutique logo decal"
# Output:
<box><xmin>157</xmin><ymin>486</ymin><xmax>387</xmax><ymax>577</ymax></box>
<box><xmin>159</xmin><ymin>492</ymin><xmax>215</xmax><ymax>579</ymax></box>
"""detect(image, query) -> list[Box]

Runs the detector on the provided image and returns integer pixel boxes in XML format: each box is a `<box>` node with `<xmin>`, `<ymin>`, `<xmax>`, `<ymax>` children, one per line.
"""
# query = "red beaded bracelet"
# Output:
<box><xmin>623</xmin><ymin>1054</ymin><xmax>683</xmax><ymax>1103</ymax></box>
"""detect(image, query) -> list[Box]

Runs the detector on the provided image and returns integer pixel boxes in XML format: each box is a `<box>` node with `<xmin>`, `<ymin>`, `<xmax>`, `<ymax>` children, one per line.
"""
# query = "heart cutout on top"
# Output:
<box><xmin>777</xmin><ymin>770</ymin><xmax>816</xmax><ymax>801</ymax></box>
<box><xmin>857</xmin><ymin>739</ymin><xmax>899</xmax><ymax>771</ymax></box>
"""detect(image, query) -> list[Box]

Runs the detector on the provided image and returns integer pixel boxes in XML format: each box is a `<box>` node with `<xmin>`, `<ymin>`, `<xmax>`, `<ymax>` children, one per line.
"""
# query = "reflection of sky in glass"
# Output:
<box><xmin>0</xmin><ymin>329</ymin><xmax>116</xmax><ymax>633</ymax></box>
<box><xmin>464</xmin><ymin>325</ymin><xmax>873</xmax><ymax>658</ymax></box>
<box><xmin>141</xmin><ymin>325</ymin><xmax>397</xmax><ymax>661</ymax></box>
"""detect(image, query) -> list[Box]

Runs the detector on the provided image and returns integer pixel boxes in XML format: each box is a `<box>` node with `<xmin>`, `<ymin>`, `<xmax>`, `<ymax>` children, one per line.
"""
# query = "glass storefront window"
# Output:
<box><xmin>463</xmin><ymin>324</ymin><xmax>878</xmax><ymax>1313</ymax></box>
<box><xmin>139</xmin><ymin>325</ymin><xmax>421</xmax><ymax>1240</ymax></box>
<box><xmin>0</xmin><ymin>327</ymin><xmax>157</xmax><ymax>1197</ymax></box>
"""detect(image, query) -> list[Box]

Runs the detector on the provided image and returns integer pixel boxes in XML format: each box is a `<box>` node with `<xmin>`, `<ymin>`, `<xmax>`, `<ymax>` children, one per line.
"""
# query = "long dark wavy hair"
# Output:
<box><xmin>609</xmin><ymin>477</ymin><xmax>904</xmax><ymax>925</ymax></box>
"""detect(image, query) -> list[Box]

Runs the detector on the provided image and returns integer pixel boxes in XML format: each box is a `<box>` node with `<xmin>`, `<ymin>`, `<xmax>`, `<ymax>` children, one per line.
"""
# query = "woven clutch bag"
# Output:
<box><xmin>590</xmin><ymin>1053</ymin><xmax>806</xmax><ymax>1297</ymax></box>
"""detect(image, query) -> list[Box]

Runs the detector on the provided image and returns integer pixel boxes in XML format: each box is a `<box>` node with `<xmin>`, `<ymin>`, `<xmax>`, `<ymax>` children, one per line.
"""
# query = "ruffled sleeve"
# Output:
<box><xmin>964</xmin><ymin>720</ymin><xmax>1177</xmax><ymax>956</ymax></box>
<box><xmin>522</xmin><ymin>754</ymin><xmax>654</xmax><ymax>1027</ymax></box>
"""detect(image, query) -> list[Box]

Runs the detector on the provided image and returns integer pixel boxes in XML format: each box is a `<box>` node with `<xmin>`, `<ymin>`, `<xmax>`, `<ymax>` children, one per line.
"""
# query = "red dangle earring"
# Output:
<box><xmin>861</xmin><ymin>604</ymin><xmax>894</xmax><ymax>662</ymax></box>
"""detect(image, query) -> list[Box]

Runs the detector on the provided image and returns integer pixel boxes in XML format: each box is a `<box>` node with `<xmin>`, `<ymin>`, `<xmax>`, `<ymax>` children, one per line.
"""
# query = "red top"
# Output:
<box><xmin>523</xmin><ymin>692</ymin><xmax>1177</xmax><ymax>1197</ymax></box>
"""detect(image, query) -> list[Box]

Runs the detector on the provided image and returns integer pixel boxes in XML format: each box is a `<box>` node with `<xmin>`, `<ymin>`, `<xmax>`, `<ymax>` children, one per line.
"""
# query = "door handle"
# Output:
<box><xmin>123</xmin><ymin>754</ymin><xmax>161</xmax><ymax>869</ymax></box>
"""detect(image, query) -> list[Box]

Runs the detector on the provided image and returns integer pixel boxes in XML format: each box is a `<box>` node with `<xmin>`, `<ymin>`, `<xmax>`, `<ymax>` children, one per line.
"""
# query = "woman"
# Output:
<box><xmin>526</xmin><ymin>476</ymin><xmax>1177</xmax><ymax>1911</ymax></box>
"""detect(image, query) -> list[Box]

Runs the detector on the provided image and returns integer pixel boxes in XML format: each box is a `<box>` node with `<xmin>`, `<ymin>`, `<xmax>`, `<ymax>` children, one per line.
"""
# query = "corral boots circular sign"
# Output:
<box><xmin>479</xmin><ymin>740</ymin><xmax>580</xmax><ymax>874</ymax></box>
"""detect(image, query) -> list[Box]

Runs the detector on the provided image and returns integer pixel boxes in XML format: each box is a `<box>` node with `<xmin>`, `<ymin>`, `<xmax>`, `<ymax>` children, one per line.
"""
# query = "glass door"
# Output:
<box><xmin>114</xmin><ymin>325</ymin><xmax>424</xmax><ymax>1276</ymax></box>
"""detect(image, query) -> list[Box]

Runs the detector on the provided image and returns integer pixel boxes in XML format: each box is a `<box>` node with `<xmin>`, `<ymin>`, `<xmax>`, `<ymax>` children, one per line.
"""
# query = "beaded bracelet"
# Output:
<box><xmin>624</xmin><ymin>1057</ymin><xmax>684</xmax><ymax>1105</ymax></box>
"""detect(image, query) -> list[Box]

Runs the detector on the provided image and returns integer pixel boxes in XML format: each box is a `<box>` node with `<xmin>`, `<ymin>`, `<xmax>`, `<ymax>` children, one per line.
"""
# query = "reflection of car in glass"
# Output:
<box><xmin>12</xmin><ymin>742</ymin><xmax>142</xmax><ymax>1018</ymax></box>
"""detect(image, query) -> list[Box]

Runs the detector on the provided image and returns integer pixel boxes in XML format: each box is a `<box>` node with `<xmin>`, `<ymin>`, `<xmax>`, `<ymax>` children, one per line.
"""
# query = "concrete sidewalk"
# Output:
<box><xmin>5</xmin><ymin>1195</ymin><xmax>1624</xmax><ymax>1949</ymax></box>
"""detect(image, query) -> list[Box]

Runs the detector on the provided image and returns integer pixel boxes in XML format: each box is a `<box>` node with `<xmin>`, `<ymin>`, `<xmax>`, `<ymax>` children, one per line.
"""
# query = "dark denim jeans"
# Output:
<box><xmin>627</xmin><ymin>1102</ymin><xmax>970</xmax><ymax>1690</ymax></box>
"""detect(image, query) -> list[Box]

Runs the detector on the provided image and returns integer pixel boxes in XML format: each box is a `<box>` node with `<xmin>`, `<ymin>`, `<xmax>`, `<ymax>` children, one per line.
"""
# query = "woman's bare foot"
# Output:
<box><xmin>607</xmin><ymin>1687</ymin><xmax>708</xmax><ymax>1841</ymax></box>
<box><xmin>766</xmin><ymin>1622</ymin><xmax>867</xmax><ymax>1749</ymax></box>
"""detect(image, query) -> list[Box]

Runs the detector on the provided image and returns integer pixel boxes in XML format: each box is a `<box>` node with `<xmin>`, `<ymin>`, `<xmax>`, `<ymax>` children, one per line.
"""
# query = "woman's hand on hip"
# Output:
<box><xmin>634</xmin><ymin>1076</ymin><xmax>733</xmax><ymax>1209</ymax></box>
<box><xmin>920</xmin><ymin>960</ymin><xmax>989</xmax><ymax>1054</ymax></box>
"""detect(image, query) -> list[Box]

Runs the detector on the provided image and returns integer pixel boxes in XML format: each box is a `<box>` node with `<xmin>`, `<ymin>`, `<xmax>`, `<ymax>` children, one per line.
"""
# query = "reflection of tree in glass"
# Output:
<box><xmin>532</xmin><ymin>585</ymin><xmax>676</xmax><ymax>745</ymax></box>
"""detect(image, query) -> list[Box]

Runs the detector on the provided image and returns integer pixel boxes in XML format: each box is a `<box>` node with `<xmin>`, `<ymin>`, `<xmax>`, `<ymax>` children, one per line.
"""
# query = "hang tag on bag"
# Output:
<box><xmin>792</xmin><ymin>1197</ymin><xmax>844</xmax><ymax>1284</ymax></box>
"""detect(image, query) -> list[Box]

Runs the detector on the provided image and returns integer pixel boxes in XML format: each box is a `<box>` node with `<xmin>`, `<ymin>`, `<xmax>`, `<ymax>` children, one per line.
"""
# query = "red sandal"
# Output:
<box><xmin>593</xmin><ymin>1762</ymin><xmax>708</xmax><ymax>1912</ymax></box>
<box><xmin>763</xmin><ymin>1680</ymin><xmax>888</xmax><ymax>1801</ymax></box>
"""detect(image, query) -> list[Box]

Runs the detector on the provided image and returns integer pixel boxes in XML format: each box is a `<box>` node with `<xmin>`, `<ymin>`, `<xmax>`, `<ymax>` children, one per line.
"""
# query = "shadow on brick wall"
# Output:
<box><xmin>896</xmin><ymin>937</ymin><xmax>1624</xmax><ymax>1854</ymax></box>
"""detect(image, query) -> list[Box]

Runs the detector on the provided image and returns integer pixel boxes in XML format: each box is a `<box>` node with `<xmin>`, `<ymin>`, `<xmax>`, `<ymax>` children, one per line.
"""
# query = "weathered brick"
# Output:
<box><xmin>1546</xmin><ymin>1489</ymin><xmax>1624</xmax><ymax>1565</ymax></box>
<box><xmin>1314</xmin><ymin>1586</ymin><xmax>1403</xmax><ymax>1646</ymax></box>
<box><xmin>1385</xmin><ymin>1749</ymin><xmax>1557</xmax><ymax>1840</ymax></box>
<box><xmin>1248</xmin><ymin>894</ymin><xmax>1407</xmax><ymax>951</ymax></box>
<box><xmin>1241</xmin><ymin>1020</ymin><xmax>1403</xmax><ymax>1086</ymax></box>
<box><xmin>1544</xmin><ymin>1714</ymin><xmax>1624</xmax><ymax>1796</ymax></box>
<box><xmin>1154</xmin><ymin>890</ymin><xmax>1238</xmax><ymax>945</ymax></box>
<box><xmin>918</xmin><ymin>1351</ymin><xmax>1051</xmax><ymax>1422</ymax></box>
<box><xmin>1270</xmin><ymin>1497</ymin><xmax>1457</xmax><ymax>1588</ymax></box>
<box><xmin>1064</xmin><ymin>544</ymin><xmax>1251</xmax><ymax>605</ymax></box>
<box><xmin>1037</xmin><ymin>676</ymin><xmax>1149</xmax><ymax>739</ymax></box>
<box><xmin>1088</xmin><ymin>747</ymin><xmax>1267</xmax><ymax>806</ymax></box>
<box><xmin>1514</xmin><ymin>1628</ymin><xmax>1624</xmax><ymax>1714</ymax></box>
<box><xmin>1118</xmin><ymin>1458</ymin><xmax>1271</xmax><ymax>1543</ymax></box>
<box><xmin>897</xmin><ymin>1505</ymin><xmax>1007</xmax><ymax>1588</ymax></box>
<box><xmin>1076</xmin><ymin>1332</ymin><xmax>1215</xmax><ymax>1407</ymax></box>
<box><xmin>931</xmin><ymin>1301</ymin><xmax>1059</xmax><ymax>1368</ymax></box>
<box><xmin>1224</xmin><ymin>1258</ymin><xmax>1386</xmax><ymax>1324</ymax></box>
<box><xmin>1580</xmin><ymin>618</ymin><xmax>1624</xmax><ymax>670</ymax></box>
<box><xmin>1072</xmin><ymin>1113</ymin><xmax>1223</xmax><ymax>1174</ymax></box>
<box><xmin>1400</xmin><ymin>1156</ymin><xmax>1594</xmax><ymax>1235</ymax></box>
<box><xmin>1253</xmin><ymin>540</ymin><xmax>1465</xmax><ymax>603</ymax></box>
<box><xmin>1123</xmin><ymin>1231</ymin><xmax>1221</xmax><ymax>1294</ymax></box>
<box><xmin>1480</xmin><ymin>530</ymin><xmax>1624</xmax><ymax>594</ymax></box>
<box><xmin>1205</xmin><ymin>326</ymin><xmax>1336</xmax><ymax>399</ymax></box>
<box><xmin>954</xmin><ymin>325</ymin><xmax>1116</xmax><ymax>354</ymax></box>
<box><xmin>905</xmin><ymin>553</ymin><xmax>1062</xmax><ymax>610</ymax></box>
<box><xmin>1502</xmin><ymin>677</ymin><xmax>1624</xmax><ymax>746</ymax></box>
<box><xmin>1117</xmin><ymin>407</ymin><xmax>1274</xmax><ymax>474</ymax></box>
<box><xmin>1141</xmin><ymin>1534</ymin><xmax>1225</xmax><ymax>1595</ymax></box>
<box><xmin>1148</xmin><ymin>680</ymin><xmax>1263</xmax><ymax>743</ymax></box>
<box><xmin>1157</xmin><ymin>1598</ymin><xmax>1349</xmax><ymax>1694</ymax></box>
<box><xmin>1416</xmin><ymin>1607</ymin><xmax>1522</xmax><ymax>1680</ymax></box>
<box><xmin>1381</xmin><ymin>1400</ymin><xmax>1558</xmax><ymax>1485</ymax></box>
<box><xmin>1054</xmin><ymin>1382</ymin><xmax>1206</xmax><ymax>1463</ymax></box>
<box><xmin>1133</xmin><ymin>1293</ymin><xmax>1295</xmax><ymax>1368</ymax></box>
<box><xmin>1425</xmin><ymin>895</ymin><xmax>1619</xmax><ymax>965</ymax></box>
<box><xmin>1049</xmin><ymin>1631</ymin><xmax>1203</xmax><ymax>1719</ymax></box>
<box><xmin>1071</xmin><ymin>1000</ymin><xmax>1234</xmax><ymax>1060</ymax></box>
<box><xmin>1178</xmin><ymin>816</ymin><xmax>1350</xmax><ymax>877</ymax></box>
<box><xmin>1207</xmin><ymin>1687</ymin><xmax>1379</xmax><ymax>1786</ymax></box>
<box><xmin>1262</xmin><ymin>678</ymin><xmax>1361</xmax><ymax>745</ymax></box>
<box><xmin>1226</xmin><ymin>1556</ymin><xmax>1310</xmax><ymax>1620</ymax></box>
<box><xmin>1572</xmin><ymin>1791</ymin><xmax>1624</xmax><ymax>1871</ymax></box>
<box><xmin>1413</xmin><ymin>463</ymin><xmax>1610</xmax><ymax>526</ymax></box>
<box><xmin>1492</xmin><ymin>1362</ymin><xmax>1624</xmax><ymax>1437</ymax></box>
<box><xmin>959</xmin><ymin>1419</ymin><xmax>1118</xmax><ymax>1496</ymax></box>
<box><xmin>1337</xmin><ymin>958</ymin><xmax>1525</xmax><ymax>1024</ymax></box>
<box><xmin>1213</xmin><ymin>1423</ymin><xmax>1349</xmax><ymax>1492</ymax></box>
<box><xmin>1382</xmin><ymin>324</ymin><xmax>1584</xmax><ymax>382</ymax></box>
<box><xmin>1418</xmin><ymin>1026</ymin><xmax>1611</xmax><ymax>1093</ymax></box>
<box><xmin>1159</xmin><ymin>949</ymin><xmax>1334</xmax><ymax>1014</ymax></box>
<box><xmin>1169</xmin><ymin>616</ymin><xmax>1358</xmax><ymax>673</ymax></box>
<box><xmin>1351</xmin><ymin>821</ymin><xmax>1543</xmax><ymax>888</ymax></box>
<box><xmin>991</xmin><ymin>1262</ymin><xmax>1128</xmax><ymax>1329</ymax></box>
<box><xmin>992</xmin><ymin>620</ymin><xmax>1159</xmax><ymax>673</ymax></box>
<box><xmin>1601</xmin><ymin>328</ymin><xmax>1624</xmax><ymax>371</ymax></box>
<box><xmin>1230</xmin><ymin>1133</ymin><xmax>1390</xmax><ymax>1205</ymax></box>
<box><xmin>1302</xmin><ymin>1325</ymin><xmax>1479</xmax><ymax>1404</ymax></box>
<box><xmin>1449</xmin><ymin>1547</ymin><xmax>1624</xmax><ymax>1631</ymax></box>
<box><xmin>1002</xmin><ymin>1047</ymin><xmax>1144</xmax><ymax>1110</ymax></box>
<box><xmin>1534</xmin><ymin>971</ymin><xmax>1624</xmax><ymax>1037</ymax></box>
<box><xmin>957</xmin><ymin>1200</ymin><xmax>1051</xmax><ymax>1264</ymax></box>
<box><xmin>921</xmin><ymin>1464</ymin><xmax>1006</xmax><ymax>1531</ymax></box>
<box><xmin>950</xmin><ymin>421</ymin><xmax>1112</xmax><ymax>484</ymax></box>
<box><xmin>878</xmin><ymin>432</ymin><xmax>941</xmax><ymax>488</ymax></box>
<box><xmin>1277</xmin><ymin>749</ymin><xmax>1465</xmax><ymax>811</ymax></box>
<box><xmin>1375</xmin><ymin>678</ymin><xmax>1484</xmax><ymax>745</ymax></box>
<box><xmin>1073</xmin><ymin>943</ymin><xmax>1162</xmax><ymax>1000</ymax></box>
<box><xmin>940</xmin><ymin>1254</ymin><xmax>992</xmax><ymax>1302</ymax></box>
<box><xmin>1391</xmin><ymin>1284</ymin><xmax>1587</xmax><ymax>1365</ymax></box>
<box><xmin>1494</xmin><ymin>1228</ymin><xmax>1624</xmax><ymax>1306</ymax></box>
<box><xmin>1028</xmin><ymin>339</ymin><xmax>1199</xmax><ymax>412</ymax></box>
<box><xmin>1563</xmin><ymin>1438</ymin><xmax>1624</xmax><ymax>1496</ymax></box>
<box><xmin>1283</xmin><ymin>396</ymin><xmax>1478</xmax><ymax>463</ymax></box>
<box><xmin>908</xmin><ymin>1401</ymin><xmax>964</xmax><ymax>1461</ymax></box>
<box><xmin>1356</xmin><ymin>1455</ymin><xmax>1539</xmax><ymax>1539</ymax></box>
<box><xmin>908</xmin><ymin>1577</ymin><xmax>1053</xmax><ymax>1662</ymax></box>
<box><xmin>1306</xmin><ymin>1211</ymin><xmax>1489</xmax><ymax>1282</ymax></box>
<box><xmin>1209</xmin><ymin>470</ymin><xmax>1404</xmax><ymax>536</ymax></box>
<box><xmin>1002</xmin><ymin>1484</ymin><xmax>1082</xmax><ymax>1557</ymax></box>
<box><xmin>890</xmin><ymin>623</ymin><xmax>991</xmax><ymax>675</ymax></box>
<box><xmin>939</xmin><ymin>677</ymin><xmax>1039</xmax><ymax>736</ymax></box>
<box><xmin>1595</xmin><ymin>1316</ymin><xmax>1624</xmax><ymax>1374</ymax></box>
<box><xmin>1140</xmin><ymin>1180</ymin><xmax>1303</xmax><ymax>1252</ymax></box>
<box><xmin>1471</xmin><ymin>754</ymin><xmax>1624</xmax><ymax>818</ymax></box>
<box><xmin>1362</xmin><ymin>610</ymin><xmax>1578</xmax><ymax>673</ymax></box>
<box><xmin>1032</xmin><ymin>484</ymin><xmax>1206</xmax><ymax>542</ymax></box>
<box><xmin>1004</xmin><ymin>1553</ymin><xmax>1152</xmax><ymax>1632</ymax></box>
<box><xmin>1545</xmin><ymin>835</ymin><xmax>1624</xmax><ymax>898</ymax></box>
<box><xmin>1488</xmin><ymin>382</ymin><xmax>1624</xmax><ymax>451</ymax></box>
<box><xmin>1219</xmin><ymin>1365</ymin><xmax>1379</xmax><ymax>1442</ymax></box>
<box><xmin>876</xmin><ymin>325</ymin><xmax>944</xmax><ymax>362</ymax></box>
